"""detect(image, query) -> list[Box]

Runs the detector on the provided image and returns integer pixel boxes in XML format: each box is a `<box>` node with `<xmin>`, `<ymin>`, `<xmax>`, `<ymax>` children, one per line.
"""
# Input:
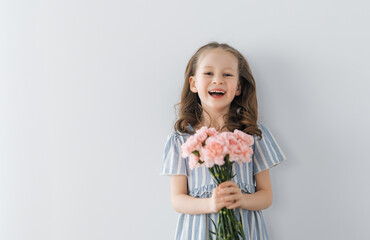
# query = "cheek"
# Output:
<box><xmin>198</xmin><ymin>84</ymin><xmax>209</xmax><ymax>94</ymax></box>
<box><xmin>230</xmin><ymin>83</ymin><xmax>240</xmax><ymax>93</ymax></box>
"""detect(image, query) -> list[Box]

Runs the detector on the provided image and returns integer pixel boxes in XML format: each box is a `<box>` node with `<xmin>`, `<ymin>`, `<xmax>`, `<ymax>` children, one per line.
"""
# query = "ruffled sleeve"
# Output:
<box><xmin>253</xmin><ymin>123</ymin><xmax>287</xmax><ymax>175</ymax></box>
<box><xmin>159</xmin><ymin>131</ymin><xmax>188</xmax><ymax>176</ymax></box>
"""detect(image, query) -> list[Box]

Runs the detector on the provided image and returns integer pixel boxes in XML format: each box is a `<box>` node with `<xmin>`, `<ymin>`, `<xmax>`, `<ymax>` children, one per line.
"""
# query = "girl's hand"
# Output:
<box><xmin>218</xmin><ymin>180</ymin><xmax>243</xmax><ymax>210</ymax></box>
<box><xmin>209</xmin><ymin>185</ymin><xmax>234</xmax><ymax>213</ymax></box>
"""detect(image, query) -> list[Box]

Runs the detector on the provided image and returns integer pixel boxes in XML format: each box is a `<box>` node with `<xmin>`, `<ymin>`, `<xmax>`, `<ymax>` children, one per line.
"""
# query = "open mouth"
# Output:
<box><xmin>208</xmin><ymin>91</ymin><xmax>226</xmax><ymax>97</ymax></box>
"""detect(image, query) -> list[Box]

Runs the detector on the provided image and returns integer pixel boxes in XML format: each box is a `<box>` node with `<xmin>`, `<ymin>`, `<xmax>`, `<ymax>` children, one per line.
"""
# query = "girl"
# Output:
<box><xmin>159</xmin><ymin>41</ymin><xmax>287</xmax><ymax>240</ymax></box>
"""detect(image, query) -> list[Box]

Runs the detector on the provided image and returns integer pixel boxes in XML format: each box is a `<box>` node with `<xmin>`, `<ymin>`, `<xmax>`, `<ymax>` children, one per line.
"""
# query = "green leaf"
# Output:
<box><xmin>208</xmin><ymin>230</ymin><xmax>215</xmax><ymax>240</ymax></box>
<box><xmin>208</xmin><ymin>215</ymin><xmax>218</xmax><ymax>233</ymax></box>
<box><xmin>236</xmin><ymin>211</ymin><xmax>246</xmax><ymax>240</ymax></box>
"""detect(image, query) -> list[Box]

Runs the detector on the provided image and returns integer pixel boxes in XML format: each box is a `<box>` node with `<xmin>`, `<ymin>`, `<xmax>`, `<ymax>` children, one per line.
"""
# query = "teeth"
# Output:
<box><xmin>209</xmin><ymin>91</ymin><xmax>225</xmax><ymax>94</ymax></box>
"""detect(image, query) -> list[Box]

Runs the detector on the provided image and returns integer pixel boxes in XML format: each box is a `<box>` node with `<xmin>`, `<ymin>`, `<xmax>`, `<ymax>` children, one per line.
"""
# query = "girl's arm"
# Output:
<box><xmin>170</xmin><ymin>169</ymin><xmax>273</xmax><ymax>214</ymax></box>
<box><xmin>170</xmin><ymin>175</ymin><xmax>211</xmax><ymax>215</ymax></box>
<box><xmin>241</xmin><ymin>169</ymin><xmax>273</xmax><ymax>211</ymax></box>
<box><xmin>171</xmin><ymin>175</ymin><xmax>231</xmax><ymax>214</ymax></box>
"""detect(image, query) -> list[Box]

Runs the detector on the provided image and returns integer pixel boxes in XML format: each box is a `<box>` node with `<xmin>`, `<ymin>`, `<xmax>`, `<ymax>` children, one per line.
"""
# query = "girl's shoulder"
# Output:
<box><xmin>166</xmin><ymin>127</ymin><xmax>191</xmax><ymax>141</ymax></box>
<box><xmin>172</xmin><ymin>123</ymin><xmax>195</xmax><ymax>137</ymax></box>
<box><xmin>256</xmin><ymin>120</ymin><xmax>268</xmax><ymax>132</ymax></box>
<box><xmin>257</xmin><ymin>120</ymin><xmax>273</xmax><ymax>131</ymax></box>
<box><xmin>256</xmin><ymin>120</ymin><xmax>263</xmax><ymax>128</ymax></box>
<box><xmin>163</xmin><ymin>130</ymin><xmax>190</xmax><ymax>151</ymax></box>
<box><xmin>169</xmin><ymin>130</ymin><xmax>187</xmax><ymax>138</ymax></box>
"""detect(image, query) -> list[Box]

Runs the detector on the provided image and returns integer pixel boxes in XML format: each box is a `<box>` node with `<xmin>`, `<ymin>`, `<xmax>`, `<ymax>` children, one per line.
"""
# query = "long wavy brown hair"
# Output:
<box><xmin>173</xmin><ymin>41</ymin><xmax>263</xmax><ymax>139</ymax></box>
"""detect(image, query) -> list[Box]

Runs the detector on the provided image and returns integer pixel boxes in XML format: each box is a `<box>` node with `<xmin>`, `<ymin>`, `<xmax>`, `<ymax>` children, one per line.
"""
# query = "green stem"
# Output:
<box><xmin>208</xmin><ymin>156</ymin><xmax>246</xmax><ymax>239</ymax></box>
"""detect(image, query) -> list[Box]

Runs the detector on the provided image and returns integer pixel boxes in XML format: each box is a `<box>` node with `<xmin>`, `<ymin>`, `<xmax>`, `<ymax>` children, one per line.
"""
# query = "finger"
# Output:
<box><xmin>227</xmin><ymin>194</ymin><xmax>242</xmax><ymax>203</ymax></box>
<box><xmin>226</xmin><ymin>200</ymin><xmax>239</xmax><ymax>209</ymax></box>
<box><xmin>226</xmin><ymin>203</ymin><xmax>236</xmax><ymax>209</ymax></box>
<box><xmin>222</xmin><ymin>195</ymin><xmax>236</xmax><ymax>202</ymax></box>
<box><xmin>221</xmin><ymin>188</ymin><xmax>239</xmax><ymax>196</ymax></box>
<box><xmin>224</xmin><ymin>187</ymin><xmax>239</xmax><ymax>194</ymax></box>
<box><xmin>220</xmin><ymin>181</ymin><xmax>236</xmax><ymax>188</ymax></box>
<box><xmin>225</xmin><ymin>201</ymin><xmax>234</xmax><ymax>207</ymax></box>
<box><xmin>219</xmin><ymin>180</ymin><xmax>232</xmax><ymax>188</ymax></box>
<box><xmin>219</xmin><ymin>188</ymin><xmax>229</xmax><ymax>195</ymax></box>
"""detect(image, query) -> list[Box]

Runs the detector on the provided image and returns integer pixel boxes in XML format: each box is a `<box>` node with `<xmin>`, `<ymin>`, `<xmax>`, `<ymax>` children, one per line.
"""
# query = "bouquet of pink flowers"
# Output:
<box><xmin>181</xmin><ymin>126</ymin><xmax>254</xmax><ymax>240</ymax></box>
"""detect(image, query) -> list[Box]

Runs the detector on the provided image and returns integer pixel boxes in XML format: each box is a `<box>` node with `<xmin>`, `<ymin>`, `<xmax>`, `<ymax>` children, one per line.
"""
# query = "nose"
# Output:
<box><xmin>212</xmin><ymin>73</ymin><xmax>224</xmax><ymax>85</ymax></box>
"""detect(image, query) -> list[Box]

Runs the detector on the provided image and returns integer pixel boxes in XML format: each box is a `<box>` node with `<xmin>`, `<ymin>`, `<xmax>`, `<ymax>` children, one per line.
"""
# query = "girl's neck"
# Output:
<box><xmin>194</xmin><ymin>108</ymin><xmax>230</xmax><ymax>132</ymax></box>
<box><xmin>194</xmin><ymin>119</ymin><xmax>229</xmax><ymax>133</ymax></box>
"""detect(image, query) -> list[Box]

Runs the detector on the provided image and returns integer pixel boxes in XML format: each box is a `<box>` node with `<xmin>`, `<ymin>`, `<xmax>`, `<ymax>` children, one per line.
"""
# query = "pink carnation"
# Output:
<box><xmin>194</xmin><ymin>127</ymin><xmax>209</xmax><ymax>143</ymax></box>
<box><xmin>201</xmin><ymin>135</ymin><xmax>228</xmax><ymax>166</ymax></box>
<box><xmin>199</xmin><ymin>147</ymin><xmax>214</xmax><ymax>168</ymax></box>
<box><xmin>189</xmin><ymin>153</ymin><xmax>201</xmax><ymax>170</ymax></box>
<box><xmin>204</xmin><ymin>127</ymin><xmax>219</xmax><ymax>137</ymax></box>
<box><xmin>231</xmin><ymin>142</ymin><xmax>253</xmax><ymax>165</ymax></box>
<box><xmin>218</xmin><ymin>132</ymin><xmax>237</xmax><ymax>146</ymax></box>
<box><xmin>228</xmin><ymin>141</ymin><xmax>244</xmax><ymax>162</ymax></box>
<box><xmin>216</xmin><ymin>130</ymin><xmax>254</xmax><ymax>165</ymax></box>
<box><xmin>234</xmin><ymin>129</ymin><xmax>254</xmax><ymax>146</ymax></box>
<box><xmin>181</xmin><ymin>126</ymin><xmax>220</xmax><ymax>159</ymax></box>
<box><xmin>181</xmin><ymin>126</ymin><xmax>254</xmax><ymax>169</ymax></box>
<box><xmin>181</xmin><ymin>135</ymin><xmax>201</xmax><ymax>158</ymax></box>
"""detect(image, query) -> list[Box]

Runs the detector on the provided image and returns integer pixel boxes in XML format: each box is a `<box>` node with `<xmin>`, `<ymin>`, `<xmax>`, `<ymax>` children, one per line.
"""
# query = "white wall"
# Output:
<box><xmin>1</xmin><ymin>0</ymin><xmax>369</xmax><ymax>239</ymax></box>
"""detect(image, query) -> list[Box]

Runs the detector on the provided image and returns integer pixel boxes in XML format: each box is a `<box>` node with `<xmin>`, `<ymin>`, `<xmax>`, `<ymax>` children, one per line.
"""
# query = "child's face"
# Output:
<box><xmin>189</xmin><ymin>48</ymin><xmax>241</xmax><ymax>114</ymax></box>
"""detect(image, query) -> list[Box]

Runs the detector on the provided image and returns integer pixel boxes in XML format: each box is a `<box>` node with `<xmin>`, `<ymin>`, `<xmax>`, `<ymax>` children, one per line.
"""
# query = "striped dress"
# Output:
<box><xmin>159</xmin><ymin>122</ymin><xmax>287</xmax><ymax>240</ymax></box>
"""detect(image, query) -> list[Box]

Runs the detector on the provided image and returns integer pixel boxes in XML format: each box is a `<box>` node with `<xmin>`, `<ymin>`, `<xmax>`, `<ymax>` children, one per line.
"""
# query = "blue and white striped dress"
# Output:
<box><xmin>159</xmin><ymin>122</ymin><xmax>287</xmax><ymax>240</ymax></box>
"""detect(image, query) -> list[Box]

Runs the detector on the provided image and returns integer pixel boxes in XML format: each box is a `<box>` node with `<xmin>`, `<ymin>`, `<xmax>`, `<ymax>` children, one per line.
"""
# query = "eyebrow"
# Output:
<box><xmin>202</xmin><ymin>66</ymin><xmax>236</xmax><ymax>71</ymax></box>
